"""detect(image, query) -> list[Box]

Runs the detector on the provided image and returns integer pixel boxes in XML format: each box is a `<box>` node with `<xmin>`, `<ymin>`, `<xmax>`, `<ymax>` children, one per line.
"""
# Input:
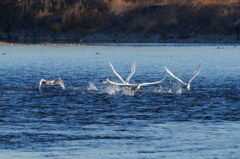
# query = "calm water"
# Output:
<box><xmin>0</xmin><ymin>44</ymin><xmax>240</xmax><ymax>159</ymax></box>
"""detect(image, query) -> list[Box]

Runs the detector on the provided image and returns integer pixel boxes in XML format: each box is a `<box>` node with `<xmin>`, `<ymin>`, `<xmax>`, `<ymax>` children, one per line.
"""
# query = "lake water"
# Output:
<box><xmin>0</xmin><ymin>44</ymin><xmax>239</xmax><ymax>159</ymax></box>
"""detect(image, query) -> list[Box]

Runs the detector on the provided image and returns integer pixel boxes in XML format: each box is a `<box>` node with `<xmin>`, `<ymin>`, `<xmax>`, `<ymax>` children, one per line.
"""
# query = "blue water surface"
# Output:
<box><xmin>0</xmin><ymin>44</ymin><xmax>239</xmax><ymax>159</ymax></box>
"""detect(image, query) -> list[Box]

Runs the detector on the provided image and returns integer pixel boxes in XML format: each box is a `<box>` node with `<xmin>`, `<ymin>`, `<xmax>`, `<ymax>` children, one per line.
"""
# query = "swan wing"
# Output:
<box><xmin>165</xmin><ymin>67</ymin><xmax>186</xmax><ymax>85</ymax></box>
<box><xmin>139</xmin><ymin>77</ymin><xmax>166</xmax><ymax>86</ymax></box>
<box><xmin>188</xmin><ymin>65</ymin><xmax>201</xmax><ymax>83</ymax></box>
<box><xmin>39</xmin><ymin>79</ymin><xmax>47</xmax><ymax>92</ymax></box>
<box><xmin>126</xmin><ymin>62</ymin><xmax>136</xmax><ymax>83</ymax></box>
<box><xmin>53</xmin><ymin>78</ymin><xmax>65</xmax><ymax>90</ymax></box>
<box><xmin>109</xmin><ymin>62</ymin><xmax>125</xmax><ymax>83</ymax></box>
<box><xmin>106</xmin><ymin>79</ymin><xmax>132</xmax><ymax>86</ymax></box>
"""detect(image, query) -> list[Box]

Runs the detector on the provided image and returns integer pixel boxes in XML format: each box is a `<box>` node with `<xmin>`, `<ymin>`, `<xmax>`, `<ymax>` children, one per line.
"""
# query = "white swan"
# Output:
<box><xmin>165</xmin><ymin>65</ymin><xmax>201</xmax><ymax>90</ymax></box>
<box><xmin>39</xmin><ymin>78</ymin><xmax>65</xmax><ymax>92</ymax></box>
<box><xmin>109</xmin><ymin>62</ymin><xmax>136</xmax><ymax>84</ymax></box>
<box><xmin>105</xmin><ymin>78</ymin><xmax>166</xmax><ymax>92</ymax></box>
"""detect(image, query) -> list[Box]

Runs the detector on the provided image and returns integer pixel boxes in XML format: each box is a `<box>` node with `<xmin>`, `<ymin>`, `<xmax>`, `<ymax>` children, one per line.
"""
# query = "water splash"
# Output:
<box><xmin>104</xmin><ymin>85</ymin><xmax>120</xmax><ymax>95</ymax></box>
<box><xmin>87</xmin><ymin>82</ymin><xmax>98</xmax><ymax>91</ymax></box>
<box><xmin>175</xmin><ymin>87</ymin><xmax>182</xmax><ymax>94</ymax></box>
<box><xmin>121</xmin><ymin>87</ymin><xmax>135</xmax><ymax>96</ymax></box>
<box><xmin>104</xmin><ymin>85</ymin><xmax>134</xmax><ymax>96</ymax></box>
<box><xmin>155</xmin><ymin>86</ymin><xmax>182</xmax><ymax>94</ymax></box>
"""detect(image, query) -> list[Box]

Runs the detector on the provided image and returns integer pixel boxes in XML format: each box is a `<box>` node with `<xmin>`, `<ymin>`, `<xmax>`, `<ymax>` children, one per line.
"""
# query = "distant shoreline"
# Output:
<box><xmin>1</xmin><ymin>42</ymin><xmax>239</xmax><ymax>46</ymax></box>
<box><xmin>0</xmin><ymin>34</ymin><xmax>239</xmax><ymax>46</ymax></box>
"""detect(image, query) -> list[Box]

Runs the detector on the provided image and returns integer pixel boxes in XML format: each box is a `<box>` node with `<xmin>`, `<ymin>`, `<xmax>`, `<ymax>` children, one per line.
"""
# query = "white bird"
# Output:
<box><xmin>165</xmin><ymin>65</ymin><xmax>201</xmax><ymax>90</ymax></box>
<box><xmin>104</xmin><ymin>78</ymin><xmax>132</xmax><ymax>86</ymax></box>
<box><xmin>109</xmin><ymin>62</ymin><xmax>136</xmax><ymax>84</ymax></box>
<box><xmin>105</xmin><ymin>78</ymin><xmax>166</xmax><ymax>92</ymax></box>
<box><xmin>39</xmin><ymin>78</ymin><xmax>65</xmax><ymax>92</ymax></box>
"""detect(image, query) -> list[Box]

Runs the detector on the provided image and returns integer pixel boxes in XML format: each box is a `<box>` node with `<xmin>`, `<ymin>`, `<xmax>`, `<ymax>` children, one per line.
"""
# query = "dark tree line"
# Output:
<box><xmin>0</xmin><ymin>0</ymin><xmax>240</xmax><ymax>42</ymax></box>
<box><xmin>0</xmin><ymin>0</ymin><xmax>111</xmax><ymax>36</ymax></box>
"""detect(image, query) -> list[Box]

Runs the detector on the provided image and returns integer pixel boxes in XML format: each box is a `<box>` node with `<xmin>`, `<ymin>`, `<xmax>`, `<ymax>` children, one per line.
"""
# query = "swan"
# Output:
<box><xmin>105</xmin><ymin>78</ymin><xmax>166</xmax><ymax>92</ymax></box>
<box><xmin>39</xmin><ymin>78</ymin><xmax>65</xmax><ymax>92</ymax></box>
<box><xmin>165</xmin><ymin>65</ymin><xmax>201</xmax><ymax>90</ymax></box>
<box><xmin>109</xmin><ymin>62</ymin><xmax>136</xmax><ymax>84</ymax></box>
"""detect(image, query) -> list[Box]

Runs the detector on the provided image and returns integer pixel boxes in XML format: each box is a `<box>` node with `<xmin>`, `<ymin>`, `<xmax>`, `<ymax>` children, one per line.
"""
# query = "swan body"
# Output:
<box><xmin>165</xmin><ymin>65</ymin><xmax>201</xmax><ymax>90</ymax></box>
<box><xmin>105</xmin><ymin>78</ymin><xmax>166</xmax><ymax>92</ymax></box>
<box><xmin>109</xmin><ymin>62</ymin><xmax>136</xmax><ymax>84</ymax></box>
<box><xmin>39</xmin><ymin>78</ymin><xmax>65</xmax><ymax>92</ymax></box>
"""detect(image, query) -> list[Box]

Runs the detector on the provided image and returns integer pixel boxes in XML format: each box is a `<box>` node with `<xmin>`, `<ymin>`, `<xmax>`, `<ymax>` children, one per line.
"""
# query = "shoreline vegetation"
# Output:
<box><xmin>1</xmin><ymin>0</ymin><xmax>240</xmax><ymax>44</ymax></box>
<box><xmin>0</xmin><ymin>34</ymin><xmax>239</xmax><ymax>45</ymax></box>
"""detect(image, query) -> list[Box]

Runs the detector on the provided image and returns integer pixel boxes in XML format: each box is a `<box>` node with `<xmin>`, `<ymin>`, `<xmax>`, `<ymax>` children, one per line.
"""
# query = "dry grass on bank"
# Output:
<box><xmin>107</xmin><ymin>0</ymin><xmax>240</xmax><ymax>15</ymax></box>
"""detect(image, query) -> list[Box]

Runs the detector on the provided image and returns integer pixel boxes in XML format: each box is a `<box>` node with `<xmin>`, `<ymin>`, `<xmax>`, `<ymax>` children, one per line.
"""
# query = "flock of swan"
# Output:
<box><xmin>39</xmin><ymin>62</ymin><xmax>201</xmax><ymax>93</ymax></box>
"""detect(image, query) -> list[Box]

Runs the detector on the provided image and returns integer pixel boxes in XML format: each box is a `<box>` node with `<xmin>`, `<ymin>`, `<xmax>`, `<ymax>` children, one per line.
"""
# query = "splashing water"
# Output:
<box><xmin>155</xmin><ymin>86</ymin><xmax>183</xmax><ymax>94</ymax></box>
<box><xmin>175</xmin><ymin>87</ymin><xmax>182</xmax><ymax>94</ymax></box>
<box><xmin>104</xmin><ymin>85</ymin><xmax>135</xmax><ymax>96</ymax></box>
<box><xmin>104</xmin><ymin>85</ymin><xmax>120</xmax><ymax>95</ymax></box>
<box><xmin>121</xmin><ymin>87</ymin><xmax>135</xmax><ymax>96</ymax></box>
<box><xmin>87</xmin><ymin>82</ymin><xmax>98</xmax><ymax>91</ymax></box>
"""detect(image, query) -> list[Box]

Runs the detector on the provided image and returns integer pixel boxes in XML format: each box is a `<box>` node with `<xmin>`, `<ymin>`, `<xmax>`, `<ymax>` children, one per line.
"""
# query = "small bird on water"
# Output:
<box><xmin>39</xmin><ymin>78</ymin><xmax>65</xmax><ymax>93</ymax></box>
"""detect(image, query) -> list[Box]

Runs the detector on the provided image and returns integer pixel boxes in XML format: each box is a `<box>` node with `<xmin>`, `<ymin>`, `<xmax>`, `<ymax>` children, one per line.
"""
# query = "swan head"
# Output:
<box><xmin>102</xmin><ymin>78</ymin><xmax>109</xmax><ymax>84</ymax></box>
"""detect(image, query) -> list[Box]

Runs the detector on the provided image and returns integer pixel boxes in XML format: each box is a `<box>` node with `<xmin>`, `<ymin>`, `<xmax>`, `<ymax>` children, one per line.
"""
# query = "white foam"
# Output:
<box><xmin>121</xmin><ymin>87</ymin><xmax>134</xmax><ymax>96</ymax></box>
<box><xmin>87</xmin><ymin>82</ymin><xmax>98</xmax><ymax>91</ymax></box>
<box><xmin>155</xmin><ymin>86</ymin><xmax>182</xmax><ymax>94</ymax></box>
<box><xmin>104</xmin><ymin>85</ymin><xmax>120</xmax><ymax>95</ymax></box>
<box><xmin>104</xmin><ymin>85</ymin><xmax>134</xmax><ymax>96</ymax></box>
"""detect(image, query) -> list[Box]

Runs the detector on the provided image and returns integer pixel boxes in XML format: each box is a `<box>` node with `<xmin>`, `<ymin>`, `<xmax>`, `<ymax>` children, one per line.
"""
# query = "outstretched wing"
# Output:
<box><xmin>126</xmin><ymin>62</ymin><xmax>136</xmax><ymax>83</ymax></box>
<box><xmin>109</xmin><ymin>62</ymin><xmax>125</xmax><ymax>83</ymax></box>
<box><xmin>165</xmin><ymin>67</ymin><xmax>186</xmax><ymax>85</ymax></box>
<box><xmin>139</xmin><ymin>77</ymin><xmax>166</xmax><ymax>86</ymax></box>
<box><xmin>53</xmin><ymin>78</ymin><xmax>65</xmax><ymax>90</ymax></box>
<box><xmin>39</xmin><ymin>79</ymin><xmax>47</xmax><ymax>92</ymax></box>
<box><xmin>188</xmin><ymin>65</ymin><xmax>201</xmax><ymax>83</ymax></box>
<box><xmin>106</xmin><ymin>79</ymin><xmax>132</xmax><ymax>86</ymax></box>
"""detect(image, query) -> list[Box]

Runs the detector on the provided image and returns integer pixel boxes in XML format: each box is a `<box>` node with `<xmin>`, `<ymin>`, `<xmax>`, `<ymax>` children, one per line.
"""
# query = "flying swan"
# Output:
<box><xmin>109</xmin><ymin>62</ymin><xmax>136</xmax><ymax>84</ymax></box>
<box><xmin>165</xmin><ymin>65</ymin><xmax>201</xmax><ymax>90</ymax></box>
<box><xmin>105</xmin><ymin>78</ymin><xmax>166</xmax><ymax>92</ymax></box>
<box><xmin>39</xmin><ymin>78</ymin><xmax>65</xmax><ymax>92</ymax></box>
